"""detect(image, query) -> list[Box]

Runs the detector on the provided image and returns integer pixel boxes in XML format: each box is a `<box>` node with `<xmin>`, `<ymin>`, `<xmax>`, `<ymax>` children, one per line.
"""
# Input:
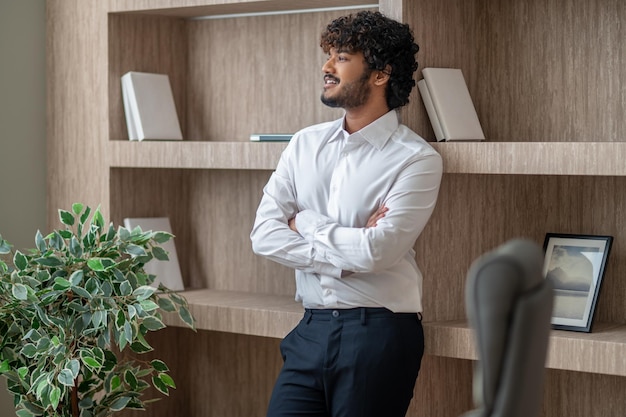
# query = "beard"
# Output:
<box><xmin>320</xmin><ymin>69</ymin><xmax>372</xmax><ymax>109</ymax></box>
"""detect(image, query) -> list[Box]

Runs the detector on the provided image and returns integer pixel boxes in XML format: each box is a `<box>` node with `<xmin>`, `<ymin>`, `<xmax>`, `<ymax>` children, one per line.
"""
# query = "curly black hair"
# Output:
<box><xmin>320</xmin><ymin>10</ymin><xmax>420</xmax><ymax>110</ymax></box>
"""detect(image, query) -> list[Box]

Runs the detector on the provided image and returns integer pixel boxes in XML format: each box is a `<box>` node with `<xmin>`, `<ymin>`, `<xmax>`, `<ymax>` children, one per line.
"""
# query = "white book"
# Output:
<box><xmin>419</xmin><ymin>68</ymin><xmax>485</xmax><ymax>142</ymax></box>
<box><xmin>121</xmin><ymin>72</ymin><xmax>183</xmax><ymax>141</ymax></box>
<box><xmin>123</xmin><ymin>217</ymin><xmax>184</xmax><ymax>292</ymax></box>
<box><xmin>418</xmin><ymin>79</ymin><xmax>445</xmax><ymax>141</ymax></box>
<box><xmin>121</xmin><ymin>75</ymin><xmax>139</xmax><ymax>140</ymax></box>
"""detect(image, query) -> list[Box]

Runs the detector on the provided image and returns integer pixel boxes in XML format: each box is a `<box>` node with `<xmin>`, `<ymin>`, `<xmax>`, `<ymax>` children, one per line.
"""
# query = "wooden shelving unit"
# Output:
<box><xmin>165</xmin><ymin>289</ymin><xmax>626</xmax><ymax>378</ymax></box>
<box><xmin>47</xmin><ymin>0</ymin><xmax>626</xmax><ymax>415</ymax></box>
<box><xmin>109</xmin><ymin>140</ymin><xmax>626</xmax><ymax>176</ymax></box>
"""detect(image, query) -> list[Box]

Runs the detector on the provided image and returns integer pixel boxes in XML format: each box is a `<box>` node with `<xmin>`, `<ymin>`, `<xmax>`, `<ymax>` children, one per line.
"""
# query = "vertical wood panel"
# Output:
<box><xmin>108</xmin><ymin>14</ymin><xmax>188</xmax><ymax>140</ymax></box>
<box><xmin>415</xmin><ymin>174</ymin><xmax>626</xmax><ymax>323</ymax></box>
<box><xmin>109</xmin><ymin>168</ymin><xmax>295</xmax><ymax>294</ymax></box>
<box><xmin>47</xmin><ymin>0</ymin><xmax>110</xmax><ymax>226</ymax></box>
<box><xmin>119</xmin><ymin>329</ymin><xmax>283</xmax><ymax>417</ymax></box>
<box><xmin>405</xmin><ymin>0</ymin><xmax>626</xmax><ymax>142</ymax></box>
<box><xmin>185</xmin><ymin>10</ymin><xmax>355</xmax><ymax>141</ymax></box>
<box><xmin>410</xmin><ymin>356</ymin><xmax>474</xmax><ymax>417</ymax></box>
<box><xmin>542</xmin><ymin>370</ymin><xmax>626</xmax><ymax>416</ymax></box>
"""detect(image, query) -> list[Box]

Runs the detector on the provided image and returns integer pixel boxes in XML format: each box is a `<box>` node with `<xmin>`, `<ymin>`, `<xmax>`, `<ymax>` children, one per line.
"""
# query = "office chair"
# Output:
<box><xmin>461</xmin><ymin>239</ymin><xmax>554</xmax><ymax>417</ymax></box>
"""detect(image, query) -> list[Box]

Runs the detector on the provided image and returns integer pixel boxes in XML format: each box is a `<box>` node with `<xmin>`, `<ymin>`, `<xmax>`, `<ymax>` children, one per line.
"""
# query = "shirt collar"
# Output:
<box><xmin>332</xmin><ymin>110</ymin><xmax>399</xmax><ymax>150</ymax></box>
<box><xmin>327</xmin><ymin>118</ymin><xmax>348</xmax><ymax>144</ymax></box>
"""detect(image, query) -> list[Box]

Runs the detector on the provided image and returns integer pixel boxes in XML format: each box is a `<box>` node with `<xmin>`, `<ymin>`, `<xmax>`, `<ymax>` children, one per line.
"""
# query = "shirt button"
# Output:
<box><xmin>332</xmin><ymin>310</ymin><xmax>340</xmax><ymax>318</ymax></box>
<box><xmin>324</xmin><ymin>289</ymin><xmax>332</xmax><ymax>296</ymax></box>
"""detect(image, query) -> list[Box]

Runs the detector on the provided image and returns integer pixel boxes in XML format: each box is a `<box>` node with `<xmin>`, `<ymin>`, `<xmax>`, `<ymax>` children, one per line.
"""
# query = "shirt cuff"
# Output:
<box><xmin>296</xmin><ymin>210</ymin><xmax>342</xmax><ymax>278</ymax></box>
<box><xmin>295</xmin><ymin>209</ymin><xmax>327</xmax><ymax>242</ymax></box>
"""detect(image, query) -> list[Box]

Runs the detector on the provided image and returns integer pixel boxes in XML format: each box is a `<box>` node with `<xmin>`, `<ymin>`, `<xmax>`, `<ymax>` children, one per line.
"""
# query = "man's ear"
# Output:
<box><xmin>374</xmin><ymin>65</ymin><xmax>392</xmax><ymax>86</ymax></box>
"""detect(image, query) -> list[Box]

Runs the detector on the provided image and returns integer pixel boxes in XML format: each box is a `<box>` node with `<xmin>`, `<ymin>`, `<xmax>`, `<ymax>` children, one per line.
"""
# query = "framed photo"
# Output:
<box><xmin>542</xmin><ymin>233</ymin><xmax>613</xmax><ymax>332</ymax></box>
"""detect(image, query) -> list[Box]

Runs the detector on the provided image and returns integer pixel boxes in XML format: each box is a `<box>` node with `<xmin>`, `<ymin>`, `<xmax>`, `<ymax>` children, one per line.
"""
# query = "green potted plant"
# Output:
<box><xmin>0</xmin><ymin>203</ymin><xmax>195</xmax><ymax>417</ymax></box>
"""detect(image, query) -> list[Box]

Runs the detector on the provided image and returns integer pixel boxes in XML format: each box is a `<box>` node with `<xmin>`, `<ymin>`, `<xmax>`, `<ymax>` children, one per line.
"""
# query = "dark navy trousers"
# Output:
<box><xmin>266</xmin><ymin>307</ymin><xmax>424</xmax><ymax>417</ymax></box>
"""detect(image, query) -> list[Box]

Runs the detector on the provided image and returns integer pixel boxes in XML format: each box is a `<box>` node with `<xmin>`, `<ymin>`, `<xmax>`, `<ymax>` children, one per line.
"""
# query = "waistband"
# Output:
<box><xmin>304</xmin><ymin>307</ymin><xmax>419</xmax><ymax>321</ymax></box>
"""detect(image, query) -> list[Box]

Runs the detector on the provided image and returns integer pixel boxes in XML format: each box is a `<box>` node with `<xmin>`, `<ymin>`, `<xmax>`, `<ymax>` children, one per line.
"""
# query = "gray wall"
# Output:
<box><xmin>0</xmin><ymin>0</ymin><xmax>47</xmax><ymax>413</ymax></box>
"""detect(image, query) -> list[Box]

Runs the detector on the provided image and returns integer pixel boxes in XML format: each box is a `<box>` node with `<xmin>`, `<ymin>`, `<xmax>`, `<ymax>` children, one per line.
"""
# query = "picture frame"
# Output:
<box><xmin>542</xmin><ymin>233</ymin><xmax>613</xmax><ymax>332</ymax></box>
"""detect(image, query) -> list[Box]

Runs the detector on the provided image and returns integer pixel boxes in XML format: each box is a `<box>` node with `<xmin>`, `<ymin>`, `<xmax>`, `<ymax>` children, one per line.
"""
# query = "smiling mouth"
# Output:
<box><xmin>324</xmin><ymin>75</ymin><xmax>339</xmax><ymax>87</ymax></box>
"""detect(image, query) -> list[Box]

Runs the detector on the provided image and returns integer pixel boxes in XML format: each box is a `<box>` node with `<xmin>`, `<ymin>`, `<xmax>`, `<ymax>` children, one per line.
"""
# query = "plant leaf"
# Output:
<box><xmin>35</xmin><ymin>256</ymin><xmax>64</xmax><ymax>267</ymax></box>
<box><xmin>124</xmin><ymin>369</ymin><xmax>138</xmax><ymax>390</ymax></box>
<box><xmin>79</xmin><ymin>205</ymin><xmax>91</xmax><ymax>225</ymax></box>
<box><xmin>50</xmin><ymin>386</ymin><xmax>61</xmax><ymax>410</ymax></box>
<box><xmin>139</xmin><ymin>300</ymin><xmax>159</xmax><ymax>312</ymax></box>
<box><xmin>109</xmin><ymin>396</ymin><xmax>132</xmax><ymax>412</ymax></box>
<box><xmin>152</xmin><ymin>231</ymin><xmax>173</xmax><ymax>244</ymax></box>
<box><xmin>72</xmin><ymin>202</ymin><xmax>84</xmax><ymax>215</ymax></box>
<box><xmin>125</xmin><ymin>244</ymin><xmax>147</xmax><ymax>257</ymax></box>
<box><xmin>133</xmin><ymin>286</ymin><xmax>156</xmax><ymax>301</ymax></box>
<box><xmin>119</xmin><ymin>281</ymin><xmax>132</xmax><ymax>297</ymax></box>
<box><xmin>118</xmin><ymin>226</ymin><xmax>131</xmax><ymax>242</ymax></box>
<box><xmin>179</xmin><ymin>306</ymin><xmax>195</xmax><ymax>329</ymax></box>
<box><xmin>141</xmin><ymin>317</ymin><xmax>165</xmax><ymax>331</ymax></box>
<box><xmin>109</xmin><ymin>374</ymin><xmax>121</xmax><ymax>392</ymax></box>
<box><xmin>82</xmin><ymin>356</ymin><xmax>101</xmax><ymax>371</ymax></box>
<box><xmin>170</xmin><ymin>292</ymin><xmax>187</xmax><ymax>306</ymax></box>
<box><xmin>59</xmin><ymin>209</ymin><xmax>75</xmax><ymax>226</ymax></box>
<box><xmin>69</xmin><ymin>270</ymin><xmax>84</xmax><ymax>286</ymax></box>
<box><xmin>53</xmin><ymin>277</ymin><xmax>72</xmax><ymax>291</ymax></box>
<box><xmin>57</xmin><ymin>369</ymin><xmax>75</xmax><ymax>386</ymax></box>
<box><xmin>13</xmin><ymin>251</ymin><xmax>28</xmax><ymax>271</ymax></box>
<box><xmin>0</xmin><ymin>236</ymin><xmax>11</xmax><ymax>254</ymax></box>
<box><xmin>159</xmin><ymin>372</ymin><xmax>176</xmax><ymax>389</ymax></box>
<box><xmin>69</xmin><ymin>236</ymin><xmax>83</xmax><ymax>258</ymax></box>
<box><xmin>151</xmin><ymin>246</ymin><xmax>169</xmax><ymax>261</ymax></box>
<box><xmin>71</xmin><ymin>285</ymin><xmax>92</xmax><ymax>300</ymax></box>
<box><xmin>152</xmin><ymin>375</ymin><xmax>169</xmax><ymax>395</ymax></box>
<box><xmin>87</xmin><ymin>258</ymin><xmax>115</xmax><ymax>272</ymax></box>
<box><xmin>49</xmin><ymin>231</ymin><xmax>65</xmax><ymax>251</ymax></box>
<box><xmin>68</xmin><ymin>359</ymin><xmax>80</xmax><ymax>377</ymax></box>
<box><xmin>35</xmin><ymin>230</ymin><xmax>46</xmax><ymax>252</ymax></box>
<box><xmin>12</xmin><ymin>283</ymin><xmax>28</xmax><ymax>301</ymax></box>
<box><xmin>157</xmin><ymin>297</ymin><xmax>176</xmax><ymax>312</ymax></box>
<box><xmin>123</xmin><ymin>321</ymin><xmax>133</xmax><ymax>343</ymax></box>
<box><xmin>151</xmin><ymin>359</ymin><xmax>169</xmax><ymax>373</ymax></box>
<box><xmin>92</xmin><ymin>207</ymin><xmax>104</xmax><ymax>229</ymax></box>
<box><xmin>20</xmin><ymin>343</ymin><xmax>37</xmax><ymax>358</ymax></box>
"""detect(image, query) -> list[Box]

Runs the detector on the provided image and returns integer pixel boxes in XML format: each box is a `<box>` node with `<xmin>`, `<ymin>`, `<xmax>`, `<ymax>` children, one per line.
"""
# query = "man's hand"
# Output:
<box><xmin>288</xmin><ymin>217</ymin><xmax>298</xmax><ymax>233</ymax></box>
<box><xmin>290</xmin><ymin>205</ymin><xmax>387</xmax><ymax>232</ymax></box>
<box><xmin>366</xmin><ymin>205</ymin><xmax>388</xmax><ymax>228</ymax></box>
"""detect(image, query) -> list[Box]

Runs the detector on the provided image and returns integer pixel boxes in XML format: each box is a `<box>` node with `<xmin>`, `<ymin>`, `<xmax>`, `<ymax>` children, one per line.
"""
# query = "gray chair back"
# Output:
<box><xmin>461</xmin><ymin>239</ymin><xmax>554</xmax><ymax>417</ymax></box>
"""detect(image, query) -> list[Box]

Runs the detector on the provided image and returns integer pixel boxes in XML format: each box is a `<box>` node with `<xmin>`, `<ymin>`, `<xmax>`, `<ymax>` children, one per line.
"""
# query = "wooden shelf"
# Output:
<box><xmin>431</xmin><ymin>142</ymin><xmax>626</xmax><ymax>176</ymax></box>
<box><xmin>109</xmin><ymin>140</ymin><xmax>626</xmax><ymax>176</ymax></box>
<box><xmin>108</xmin><ymin>0</ymin><xmax>377</xmax><ymax>18</ymax></box>
<box><xmin>108</xmin><ymin>140</ymin><xmax>287</xmax><ymax>170</ymax></box>
<box><xmin>162</xmin><ymin>289</ymin><xmax>303</xmax><ymax>338</ymax></box>
<box><xmin>424</xmin><ymin>320</ymin><xmax>626</xmax><ymax>377</ymax></box>
<box><xmin>164</xmin><ymin>290</ymin><xmax>626</xmax><ymax>377</ymax></box>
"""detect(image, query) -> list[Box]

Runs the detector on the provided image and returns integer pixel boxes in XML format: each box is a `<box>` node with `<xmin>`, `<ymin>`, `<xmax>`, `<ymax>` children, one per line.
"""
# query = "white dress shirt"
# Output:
<box><xmin>250</xmin><ymin>110</ymin><xmax>443</xmax><ymax>312</ymax></box>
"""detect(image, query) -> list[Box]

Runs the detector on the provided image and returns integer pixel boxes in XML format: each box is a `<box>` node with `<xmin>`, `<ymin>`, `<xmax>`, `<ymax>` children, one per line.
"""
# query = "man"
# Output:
<box><xmin>250</xmin><ymin>10</ymin><xmax>443</xmax><ymax>417</ymax></box>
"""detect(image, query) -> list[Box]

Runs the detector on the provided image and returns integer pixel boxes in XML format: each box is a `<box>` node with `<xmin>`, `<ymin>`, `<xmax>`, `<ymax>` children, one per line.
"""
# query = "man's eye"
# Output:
<box><xmin>337</xmin><ymin>55</ymin><xmax>347</xmax><ymax>62</ymax></box>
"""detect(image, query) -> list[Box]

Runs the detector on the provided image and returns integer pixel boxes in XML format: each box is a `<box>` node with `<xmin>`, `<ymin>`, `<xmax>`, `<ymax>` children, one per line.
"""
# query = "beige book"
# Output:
<box><xmin>121</xmin><ymin>72</ymin><xmax>183</xmax><ymax>141</ymax></box>
<box><xmin>123</xmin><ymin>217</ymin><xmax>184</xmax><ymax>292</ymax></box>
<box><xmin>420</xmin><ymin>68</ymin><xmax>485</xmax><ymax>141</ymax></box>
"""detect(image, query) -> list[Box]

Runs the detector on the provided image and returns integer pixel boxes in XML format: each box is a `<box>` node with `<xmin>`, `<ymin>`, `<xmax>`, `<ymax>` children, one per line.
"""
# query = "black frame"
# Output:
<box><xmin>542</xmin><ymin>233</ymin><xmax>613</xmax><ymax>332</ymax></box>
